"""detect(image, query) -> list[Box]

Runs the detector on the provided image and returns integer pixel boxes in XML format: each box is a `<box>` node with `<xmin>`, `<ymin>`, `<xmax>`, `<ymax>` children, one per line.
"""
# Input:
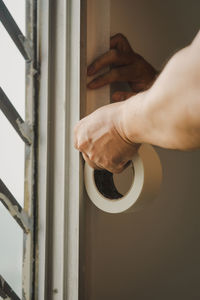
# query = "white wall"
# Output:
<box><xmin>83</xmin><ymin>1</ymin><xmax>200</xmax><ymax>300</ymax></box>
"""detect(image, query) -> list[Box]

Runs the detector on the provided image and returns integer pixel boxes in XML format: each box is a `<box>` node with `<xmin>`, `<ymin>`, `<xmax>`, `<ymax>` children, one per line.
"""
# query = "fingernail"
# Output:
<box><xmin>87</xmin><ymin>65</ymin><xmax>95</xmax><ymax>75</ymax></box>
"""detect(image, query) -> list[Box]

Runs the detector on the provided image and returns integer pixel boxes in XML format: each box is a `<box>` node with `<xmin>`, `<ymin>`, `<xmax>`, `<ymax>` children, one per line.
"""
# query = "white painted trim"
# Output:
<box><xmin>63</xmin><ymin>0</ymin><xmax>81</xmax><ymax>299</ymax></box>
<box><xmin>36</xmin><ymin>0</ymin><xmax>50</xmax><ymax>298</ymax></box>
<box><xmin>37</xmin><ymin>0</ymin><xmax>81</xmax><ymax>299</ymax></box>
<box><xmin>78</xmin><ymin>1</ymin><xmax>111</xmax><ymax>299</ymax></box>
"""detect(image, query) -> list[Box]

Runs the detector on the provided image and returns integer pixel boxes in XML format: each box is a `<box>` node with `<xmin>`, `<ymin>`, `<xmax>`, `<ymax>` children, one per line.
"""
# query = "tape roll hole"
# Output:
<box><xmin>94</xmin><ymin>162</ymin><xmax>135</xmax><ymax>200</ymax></box>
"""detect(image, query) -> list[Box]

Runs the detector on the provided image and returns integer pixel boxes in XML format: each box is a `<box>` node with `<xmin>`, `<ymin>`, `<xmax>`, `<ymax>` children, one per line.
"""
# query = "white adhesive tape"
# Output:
<box><xmin>84</xmin><ymin>144</ymin><xmax>162</xmax><ymax>214</ymax></box>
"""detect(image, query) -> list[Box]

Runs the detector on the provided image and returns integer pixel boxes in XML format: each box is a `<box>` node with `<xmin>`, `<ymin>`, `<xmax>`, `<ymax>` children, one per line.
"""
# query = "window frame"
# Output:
<box><xmin>0</xmin><ymin>0</ymin><xmax>37</xmax><ymax>299</ymax></box>
<box><xmin>36</xmin><ymin>0</ymin><xmax>82</xmax><ymax>298</ymax></box>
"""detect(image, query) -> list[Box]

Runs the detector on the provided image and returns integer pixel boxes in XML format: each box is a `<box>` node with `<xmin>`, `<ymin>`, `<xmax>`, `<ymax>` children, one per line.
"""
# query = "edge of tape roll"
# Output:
<box><xmin>84</xmin><ymin>144</ymin><xmax>162</xmax><ymax>214</ymax></box>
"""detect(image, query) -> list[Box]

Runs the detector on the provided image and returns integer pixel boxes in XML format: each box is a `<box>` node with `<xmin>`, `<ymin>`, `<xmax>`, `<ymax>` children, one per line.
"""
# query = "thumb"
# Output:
<box><xmin>111</xmin><ymin>91</ymin><xmax>136</xmax><ymax>102</ymax></box>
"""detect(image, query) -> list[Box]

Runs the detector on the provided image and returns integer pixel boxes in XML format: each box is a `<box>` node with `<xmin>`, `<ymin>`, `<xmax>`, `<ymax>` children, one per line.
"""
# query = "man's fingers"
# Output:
<box><xmin>87</xmin><ymin>49</ymin><xmax>120</xmax><ymax>76</ymax></box>
<box><xmin>82</xmin><ymin>152</ymin><xmax>129</xmax><ymax>173</ymax></box>
<box><xmin>111</xmin><ymin>91</ymin><xmax>136</xmax><ymax>102</ymax></box>
<box><xmin>87</xmin><ymin>69</ymin><xmax>119</xmax><ymax>89</ymax></box>
<box><xmin>105</xmin><ymin>161</ymin><xmax>129</xmax><ymax>174</ymax></box>
<box><xmin>87</xmin><ymin>34</ymin><xmax>133</xmax><ymax>76</ymax></box>
<box><xmin>110</xmin><ymin>33</ymin><xmax>133</xmax><ymax>52</ymax></box>
<box><xmin>82</xmin><ymin>153</ymin><xmax>102</xmax><ymax>170</ymax></box>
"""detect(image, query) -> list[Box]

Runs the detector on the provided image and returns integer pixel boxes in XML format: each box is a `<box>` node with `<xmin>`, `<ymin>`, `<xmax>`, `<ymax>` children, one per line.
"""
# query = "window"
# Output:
<box><xmin>0</xmin><ymin>0</ymin><xmax>37</xmax><ymax>299</ymax></box>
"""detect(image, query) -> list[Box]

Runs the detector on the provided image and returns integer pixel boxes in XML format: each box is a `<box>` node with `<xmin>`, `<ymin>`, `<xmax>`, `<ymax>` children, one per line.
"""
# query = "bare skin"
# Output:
<box><xmin>87</xmin><ymin>33</ymin><xmax>158</xmax><ymax>100</ymax></box>
<box><xmin>74</xmin><ymin>31</ymin><xmax>200</xmax><ymax>173</ymax></box>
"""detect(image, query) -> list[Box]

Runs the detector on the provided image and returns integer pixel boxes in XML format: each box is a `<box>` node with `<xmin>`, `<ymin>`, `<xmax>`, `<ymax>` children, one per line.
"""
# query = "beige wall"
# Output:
<box><xmin>84</xmin><ymin>1</ymin><xmax>200</xmax><ymax>299</ymax></box>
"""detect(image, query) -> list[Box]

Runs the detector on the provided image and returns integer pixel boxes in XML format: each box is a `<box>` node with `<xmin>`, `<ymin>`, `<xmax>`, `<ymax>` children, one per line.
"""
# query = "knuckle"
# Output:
<box><xmin>115</xmin><ymin>33</ymin><xmax>126</xmax><ymax>42</ymax></box>
<box><xmin>112</xmin><ymin>163</ymin><xmax>124</xmax><ymax>173</ymax></box>
<box><xmin>110</xmin><ymin>48</ymin><xmax>119</xmax><ymax>59</ymax></box>
<box><xmin>88</xmin><ymin>152</ymin><xmax>95</xmax><ymax>162</ymax></box>
<box><xmin>102</xmin><ymin>160</ymin><xmax>110</xmax><ymax>170</ymax></box>
<box><xmin>103</xmin><ymin>161</ymin><xmax>116</xmax><ymax>173</ymax></box>
<box><xmin>110</xmin><ymin>159</ymin><xmax>125</xmax><ymax>173</ymax></box>
<box><xmin>77</xmin><ymin>143</ymin><xmax>83</xmax><ymax>151</ymax></box>
<box><xmin>77</xmin><ymin>140</ymin><xmax>87</xmax><ymax>152</ymax></box>
<box><xmin>118</xmin><ymin>159</ymin><xmax>126</xmax><ymax>167</ymax></box>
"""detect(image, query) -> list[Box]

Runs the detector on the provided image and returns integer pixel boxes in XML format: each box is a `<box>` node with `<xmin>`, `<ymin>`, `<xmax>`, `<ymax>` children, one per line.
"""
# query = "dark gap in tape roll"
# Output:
<box><xmin>94</xmin><ymin>170</ymin><xmax>123</xmax><ymax>199</ymax></box>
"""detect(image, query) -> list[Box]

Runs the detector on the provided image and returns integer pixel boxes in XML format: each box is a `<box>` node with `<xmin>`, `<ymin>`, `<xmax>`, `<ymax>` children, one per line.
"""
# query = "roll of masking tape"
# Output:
<box><xmin>84</xmin><ymin>144</ymin><xmax>162</xmax><ymax>213</ymax></box>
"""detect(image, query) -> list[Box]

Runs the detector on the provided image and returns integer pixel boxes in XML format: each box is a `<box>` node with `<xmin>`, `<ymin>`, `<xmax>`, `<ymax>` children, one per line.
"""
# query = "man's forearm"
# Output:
<box><xmin>120</xmin><ymin>31</ymin><xmax>200</xmax><ymax>150</ymax></box>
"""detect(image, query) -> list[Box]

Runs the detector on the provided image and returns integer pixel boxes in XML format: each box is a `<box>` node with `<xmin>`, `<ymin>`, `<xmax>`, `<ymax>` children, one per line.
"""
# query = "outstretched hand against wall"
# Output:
<box><xmin>87</xmin><ymin>33</ymin><xmax>158</xmax><ymax>100</ymax></box>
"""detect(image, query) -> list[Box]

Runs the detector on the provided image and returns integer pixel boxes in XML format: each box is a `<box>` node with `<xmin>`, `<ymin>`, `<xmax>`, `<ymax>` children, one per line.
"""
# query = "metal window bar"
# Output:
<box><xmin>0</xmin><ymin>0</ymin><xmax>37</xmax><ymax>299</ymax></box>
<box><xmin>0</xmin><ymin>275</ymin><xmax>21</xmax><ymax>300</ymax></box>
<box><xmin>0</xmin><ymin>0</ymin><xmax>32</xmax><ymax>61</ymax></box>
<box><xmin>0</xmin><ymin>179</ymin><xmax>32</xmax><ymax>233</ymax></box>
<box><xmin>0</xmin><ymin>87</ymin><xmax>32</xmax><ymax>145</ymax></box>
